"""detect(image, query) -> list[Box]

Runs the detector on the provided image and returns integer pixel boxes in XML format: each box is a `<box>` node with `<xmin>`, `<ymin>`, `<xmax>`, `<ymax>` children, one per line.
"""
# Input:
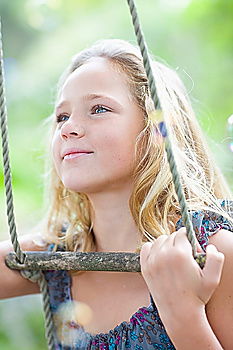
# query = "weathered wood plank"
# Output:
<box><xmin>5</xmin><ymin>251</ymin><xmax>141</xmax><ymax>272</ymax></box>
<box><xmin>5</xmin><ymin>251</ymin><xmax>206</xmax><ymax>272</ymax></box>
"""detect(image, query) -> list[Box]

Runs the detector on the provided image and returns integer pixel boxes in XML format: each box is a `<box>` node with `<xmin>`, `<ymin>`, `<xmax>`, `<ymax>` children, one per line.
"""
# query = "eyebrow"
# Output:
<box><xmin>83</xmin><ymin>93</ymin><xmax>118</xmax><ymax>102</ymax></box>
<box><xmin>55</xmin><ymin>93</ymin><xmax>122</xmax><ymax>111</ymax></box>
<box><xmin>55</xmin><ymin>101</ymin><xmax>69</xmax><ymax>110</ymax></box>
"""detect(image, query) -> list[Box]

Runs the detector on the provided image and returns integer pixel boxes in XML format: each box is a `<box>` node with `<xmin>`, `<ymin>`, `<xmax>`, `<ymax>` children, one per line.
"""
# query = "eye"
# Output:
<box><xmin>92</xmin><ymin>105</ymin><xmax>110</xmax><ymax>114</ymax></box>
<box><xmin>56</xmin><ymin>114</ymin><xmax>70</xmax><ymax>123</ymax></box>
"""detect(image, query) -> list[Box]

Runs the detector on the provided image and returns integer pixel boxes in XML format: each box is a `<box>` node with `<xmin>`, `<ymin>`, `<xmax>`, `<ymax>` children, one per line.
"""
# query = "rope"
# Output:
<box><xmin>39</xmin><ymin>274</ymin><xmax>56</xmax><ymax>350</ymax></box>
<box><xmin>0</xmin><ymin>22</ymin><xmax>26</xmax><ymax>265</ymax></box>
<box><xmin>20</xmin><ymin>270</ymin><xmax>55</xmax><ymax>350</ymax></box>
<box><xmin>0</xmin><ymin>3</ymin><xmax>205</xmax><ymax>349</ymax></box>
<box><xmin>0</xmin><ymin>19</ymin><xmax>56</xmax><ymax>350</ymax></box>
<box><xmin>126</xmin><ymin>0</ymin><xmax>198</xmax><ymax>256</ymax></box>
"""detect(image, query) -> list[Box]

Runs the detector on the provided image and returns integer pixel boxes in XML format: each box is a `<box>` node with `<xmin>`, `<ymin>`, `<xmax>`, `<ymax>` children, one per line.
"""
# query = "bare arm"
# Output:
<box><xmin>205</xmin><ymin>229</ymin><xmax>233</xmax><ymax>350</ymax></box>
<box><xmin>0</xmin><ymin>233</ymin><xmax>48</xmax><ymax>299</ymax></box>
<box><xmin>140</xmin><ymin>228</ymin><xmax>228</xmax><ymax>350</ymax></box>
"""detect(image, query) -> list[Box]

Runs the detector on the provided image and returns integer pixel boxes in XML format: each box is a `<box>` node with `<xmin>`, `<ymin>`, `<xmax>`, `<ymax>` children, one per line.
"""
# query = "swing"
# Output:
<box><xmin>0</xmin><ymin>0</ymin><xmax>210</xmax><ymax>349</ymax></box>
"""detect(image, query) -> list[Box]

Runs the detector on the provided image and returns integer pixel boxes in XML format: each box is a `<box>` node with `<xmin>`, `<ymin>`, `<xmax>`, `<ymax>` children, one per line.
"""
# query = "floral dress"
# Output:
<box><xmin>43</xmin><ymin>200</ymin><xmax>233</xmax><ymax>349</ymax></box>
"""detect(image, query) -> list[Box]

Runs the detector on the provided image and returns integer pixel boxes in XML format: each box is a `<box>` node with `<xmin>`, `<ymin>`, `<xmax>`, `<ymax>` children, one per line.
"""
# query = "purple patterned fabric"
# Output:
<box><xmin>43</xmin><ymin>200</ymin><xmax>233</xmax><ymax>349</ymax></box>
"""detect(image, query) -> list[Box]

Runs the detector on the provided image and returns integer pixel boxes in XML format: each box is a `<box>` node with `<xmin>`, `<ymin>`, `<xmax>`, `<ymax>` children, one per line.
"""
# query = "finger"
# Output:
<box><xmin>172</xmin><ymin>228</ymin><xmax>204</xmax><ymax>257</ymax></box>
<box><xmin>202</xmin><ymin>244</ymin><xmax>225</xmax><ymax>288</ymax></box>
<box><xmin>153</xmin><ymin>234</ymin><xmax>168</xmax><ymax>248</ymax></box>
<box><xmin>140</xmin><ymin>242</ymin><xmax>153</xmax><ymax>276</ymax></box>
<box><xmin>140</xmin><ymin>242</ymin><xmax>152</xmax><ymax>265</ymax></box>
<box><xmin>147</xmin><ymin>234</ymin><xmax>172</xmax><ymax>259</ymax></box>
<box><xmin>172</xmin><ymin>227</ymin><xmax>193</xmax><ymax>253</ymax></box>
<box><xmin>172</xmin><ymin>225</ymin><xmax>204</xmax><ymax>255</ymax></box>
<box><xmin>140</xmin><ymin>235</ymin><xmax>169</xmax><ymax>266</ymax></box>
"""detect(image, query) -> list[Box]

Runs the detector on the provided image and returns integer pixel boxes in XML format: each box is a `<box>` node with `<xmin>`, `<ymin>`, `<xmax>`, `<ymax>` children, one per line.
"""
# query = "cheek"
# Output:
<box><xmin>98</xmin><ymin>132</ymin><xmax>137</xmax><ymax>169</ymax></box>
<box><xmin>51</xmin><ymin>133</ymin><xmax>61</xmax><ymax>170</ymax></box>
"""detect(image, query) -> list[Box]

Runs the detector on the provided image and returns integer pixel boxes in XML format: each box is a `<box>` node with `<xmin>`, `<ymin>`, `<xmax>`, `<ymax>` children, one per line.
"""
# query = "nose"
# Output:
<box><xmin>60</xmin><ymin>118</ymin><xmax>85</xmax><ymax>140</ymax></box>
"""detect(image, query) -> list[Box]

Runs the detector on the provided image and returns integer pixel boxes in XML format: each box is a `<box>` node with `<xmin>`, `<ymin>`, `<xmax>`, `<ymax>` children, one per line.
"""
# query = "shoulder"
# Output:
<box><xmin>208</xmin><ymin>228</ymin><xmax>233</xmax><ymax>252</ymax></box>
<box><xmin>208</xmin><ymin>228</ymin><xmax>233</xmax><ymax>293</ymax></box>
<box><xmin>176</xmin><ymin>199</ymin><xmax>233</xmax><ymax>250</ymax></box>
<box><xmin>19</xmin><ymin>233</ymin><xmax>50</xmax><ymax>251</ymax></box>
<box><xmin>175</xmin><ymin>199</ymin><xmax>233</xmax><ymax>348</ymax></box>
<box><xmin>208</xmin><ymin>228</ymin><xmax>233</xmax><ymax>300</ymax></box>
<box><xmin>206</xmin><ymin>229</ymin><xmax>233</xmax><ymax>349</ymax></box>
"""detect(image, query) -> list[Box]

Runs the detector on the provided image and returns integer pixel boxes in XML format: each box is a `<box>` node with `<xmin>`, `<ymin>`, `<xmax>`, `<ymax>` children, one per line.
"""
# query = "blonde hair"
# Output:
<box><xmin>44</xmin><ymin>39</ymin><xmax>232</xmax><ymax>251</ymax></box>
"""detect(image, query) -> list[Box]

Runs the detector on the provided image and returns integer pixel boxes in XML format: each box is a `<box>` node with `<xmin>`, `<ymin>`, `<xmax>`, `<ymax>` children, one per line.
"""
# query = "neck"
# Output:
<box><xmin>87</xmin><ymin>187</ymin><xmax>141</xmax><ymax>252</ymax></box>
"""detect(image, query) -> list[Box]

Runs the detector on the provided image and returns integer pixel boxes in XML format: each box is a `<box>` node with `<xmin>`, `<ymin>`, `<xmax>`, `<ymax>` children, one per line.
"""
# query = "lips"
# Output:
<box><xmin>62</xmin><ymin>148</ymin><xmax>93</xmax><ymax>160</ymax></box>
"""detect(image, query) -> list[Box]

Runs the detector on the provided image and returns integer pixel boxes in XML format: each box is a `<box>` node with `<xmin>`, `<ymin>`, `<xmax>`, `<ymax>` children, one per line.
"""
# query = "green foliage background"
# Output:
<box><xmin>0</xmin><ymin>0</ymin><xmax>232</xmax><ymax>348</ymax></box>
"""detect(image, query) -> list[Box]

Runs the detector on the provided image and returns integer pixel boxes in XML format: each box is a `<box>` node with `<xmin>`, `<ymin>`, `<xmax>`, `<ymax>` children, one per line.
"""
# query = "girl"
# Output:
<box><xmin>1</xmin><ymin>39</ymin><xmax>233</xmax><ymax>349</ymax></box>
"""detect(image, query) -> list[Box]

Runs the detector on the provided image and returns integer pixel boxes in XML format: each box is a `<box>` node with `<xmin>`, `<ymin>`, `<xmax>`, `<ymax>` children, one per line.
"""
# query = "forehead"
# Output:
<box><xmin>60</xmin><ymin>57</ymin><xmax>131</xmax><ymax>100</ymax></box>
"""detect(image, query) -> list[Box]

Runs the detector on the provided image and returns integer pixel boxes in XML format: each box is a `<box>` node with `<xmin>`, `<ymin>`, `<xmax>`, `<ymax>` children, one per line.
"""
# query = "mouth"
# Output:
<box><xmin>62</xmin><ymin>150</ymin><xmax>93</xmax><ymax>160</ymax></box>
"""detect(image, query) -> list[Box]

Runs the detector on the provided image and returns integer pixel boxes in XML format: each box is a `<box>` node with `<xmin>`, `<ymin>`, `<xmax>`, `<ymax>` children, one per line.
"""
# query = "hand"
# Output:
<box><xmin>140</xmin><ymin>228</ymin><xmax>224</xmax><ymax>318</ymax></box>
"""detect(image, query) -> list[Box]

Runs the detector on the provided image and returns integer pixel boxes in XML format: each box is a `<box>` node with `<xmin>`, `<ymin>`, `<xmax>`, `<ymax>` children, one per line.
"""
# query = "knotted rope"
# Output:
<box><xmin>0</xmin><ymin>19</ymin><xmax>56</xmax><ymax>350</ymax></box>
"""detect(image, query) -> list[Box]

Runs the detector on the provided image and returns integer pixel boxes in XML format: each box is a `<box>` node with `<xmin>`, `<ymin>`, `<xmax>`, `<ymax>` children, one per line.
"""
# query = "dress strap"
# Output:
<box><xmin>175</xmin><ymin>200</ymin><xmax>233</xmax><ymax>251</ymax></box>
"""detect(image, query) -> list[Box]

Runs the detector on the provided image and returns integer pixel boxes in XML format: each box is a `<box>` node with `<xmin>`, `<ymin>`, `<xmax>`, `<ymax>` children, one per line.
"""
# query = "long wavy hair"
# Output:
<box><xmin>43</xmin><ymin>39</ymin><xmax>232</xmax><ymax>251</ymax></box>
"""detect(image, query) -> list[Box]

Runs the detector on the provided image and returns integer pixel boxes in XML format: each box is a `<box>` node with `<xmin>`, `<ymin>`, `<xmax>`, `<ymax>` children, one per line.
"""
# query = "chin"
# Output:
<box><xmin>62</xmin><ymin>183</ymin><xmax>89</xmax><ymax>194</ymax></box>
<box><xmin>61</xmin><ymin>173</ymin><xmax>131</xmax><ymax>194</ymax></box>
<box><xmin>61</xmin><ymin>179</ymin><xmax>103</xmax><ymax>195</ymax></box>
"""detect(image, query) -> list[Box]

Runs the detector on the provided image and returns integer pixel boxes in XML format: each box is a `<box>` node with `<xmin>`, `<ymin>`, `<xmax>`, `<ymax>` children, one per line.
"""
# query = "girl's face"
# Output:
<box><xmin>52</xmin><ymin>57</ymin><xmax>145</xmax><ymax>194</ymax></box>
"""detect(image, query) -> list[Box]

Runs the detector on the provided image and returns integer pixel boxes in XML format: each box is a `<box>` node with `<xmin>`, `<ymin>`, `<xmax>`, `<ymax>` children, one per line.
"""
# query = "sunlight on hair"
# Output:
<box><xmin>148</xmin><ymin>110</ymin><xmax>163</xmax><ymax>124</ymax></box>
<box><xmin>45</xmin><ymin>38</ymin><xmax>233</xmax><ymax>253</ymax></box>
